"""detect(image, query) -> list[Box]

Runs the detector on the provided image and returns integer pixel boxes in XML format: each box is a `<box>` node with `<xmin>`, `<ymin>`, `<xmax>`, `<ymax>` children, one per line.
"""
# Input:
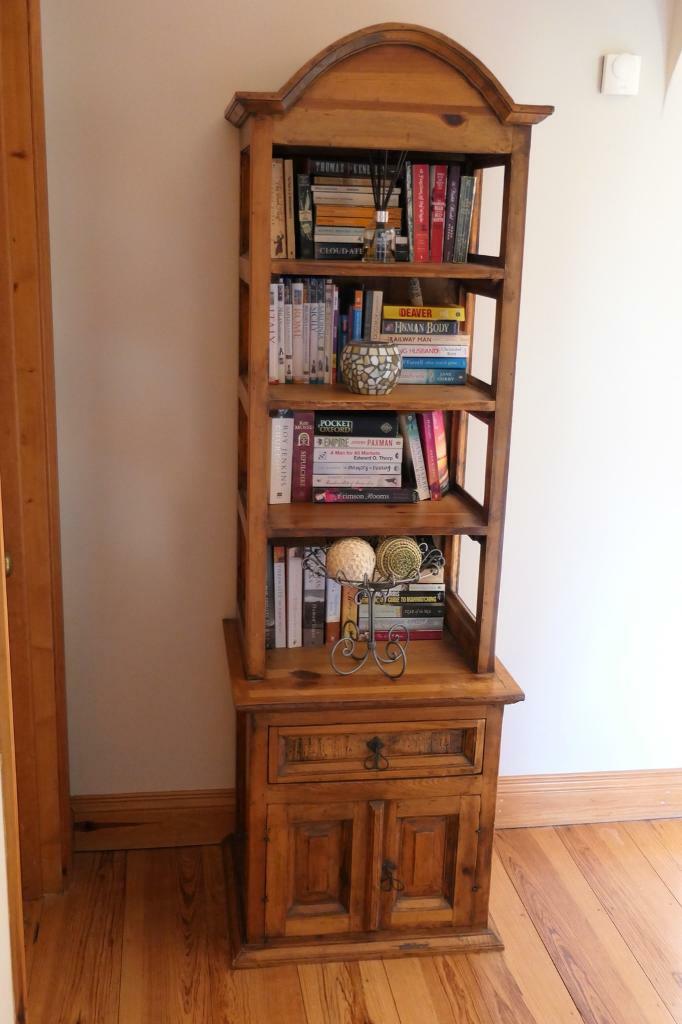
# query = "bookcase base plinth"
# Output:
<box><xmin>223</xmin><ymin>835</ymin><xmax>503</xmax><ymax>969</ymax></box>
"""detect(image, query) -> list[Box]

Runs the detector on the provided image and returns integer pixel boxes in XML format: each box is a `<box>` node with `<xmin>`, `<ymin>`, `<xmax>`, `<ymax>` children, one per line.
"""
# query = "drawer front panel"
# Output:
<box><xmin>268</xmin><ymin>718</ymin><xmax>485</xmax><ymax>783</ymax></box>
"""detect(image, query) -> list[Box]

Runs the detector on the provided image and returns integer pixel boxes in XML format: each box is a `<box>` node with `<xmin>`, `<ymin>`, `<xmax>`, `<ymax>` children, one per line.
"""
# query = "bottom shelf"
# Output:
<box><xmin>224</xmin><ymin>620</ymin><xmax>524</xmax><ymax>710</ymax></box>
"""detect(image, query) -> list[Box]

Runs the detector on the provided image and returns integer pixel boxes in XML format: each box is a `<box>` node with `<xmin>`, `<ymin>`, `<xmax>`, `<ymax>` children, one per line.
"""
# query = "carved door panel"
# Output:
<box><xmin>264</xmin><ymin>800</ymin><xmax>366</xmax><ymax>938</ymax></box>
<box><xmin>379</xmin><ymin>794</ymin><xmax>481</xmax><ymax>930</ymax></box>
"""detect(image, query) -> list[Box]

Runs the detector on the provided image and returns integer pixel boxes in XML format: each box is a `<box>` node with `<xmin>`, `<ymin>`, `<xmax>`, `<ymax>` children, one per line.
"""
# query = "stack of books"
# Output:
<box><xmin>269</xmin><ymin>409</ymin><xmax>450</xmax><ymax>504</ymax></box>
<box><xmin>265</xmin><ymin>538</ymin><xmax>445</xmax><ymax>649</ymax></box>
<box><xmin>381</xmin><ymin>302</ymin><xmax>469</xmax><ymax>384</ymax></box>
<box><xmin>406</xmin><ymin>162</ymin><xmax>476</xmax><ymax>263</ymax></box>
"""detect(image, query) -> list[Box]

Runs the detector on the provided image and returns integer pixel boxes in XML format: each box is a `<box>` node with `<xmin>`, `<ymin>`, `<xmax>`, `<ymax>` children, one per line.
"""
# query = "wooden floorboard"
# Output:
<box><xmin>24</xmin><ymin>820</ymin><xmax>682</xmax><ymax>1024</ymax></box>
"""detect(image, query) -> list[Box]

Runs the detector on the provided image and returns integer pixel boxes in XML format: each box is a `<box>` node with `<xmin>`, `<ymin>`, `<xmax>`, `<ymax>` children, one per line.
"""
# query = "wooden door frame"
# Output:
<box><xmin>0</xmin><ymin>0</ymin><xmax>71</xmax><ymax>900</ymax></box>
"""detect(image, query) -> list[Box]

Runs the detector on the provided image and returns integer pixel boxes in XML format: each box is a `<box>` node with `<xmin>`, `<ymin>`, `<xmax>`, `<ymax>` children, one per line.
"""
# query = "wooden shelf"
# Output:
<box><xmin>267</xmin><ymin>490</ymin><xmax>487</xmax><ymax>537</ymax></box>
<box><xmin>264</xmin><ymin>381</ymin><xmax>495</xmax><ymax>413</ymax></box>
<box><xmin>224</xmin><ymin>620</ymin><xmax>524</xmax><ymax>710</ymax></box>
<box><xmin>269</xmin><ymin>259</ymin><xmax>505</xmax><ymax>280</ymax></box>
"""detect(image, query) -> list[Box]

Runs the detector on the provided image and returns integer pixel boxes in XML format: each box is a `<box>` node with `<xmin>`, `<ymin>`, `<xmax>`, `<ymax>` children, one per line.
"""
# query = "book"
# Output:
<box><xmin>336</xmin><ymin>313</ymin><xmax>348</xmax><ymax>384</ymax></box>
<box><xmin>315</xmin><ymin>411</ymin><xmax>399</xmax><ymax>437</ymax></box>
<box><xmin>307</xmin><ymin>158</ymin><xmax>373</xmax><ymax>175</ymax></box>
<box><xmin>296</xmin><ymin>173</ymin><xmax>313</xmax><ymax>258</ymax></box>
<box><xmin>303</xmin><ymin>546</ymin><xmax>326</xmax><ymax>646</ymax></box>
<box><xmin>367</xmin><ymin>290</ymin><xmax>384</xmax><ymax>342</ymax></box>
<box><xmin>358</xmin><ymin>584</ymin><xmax>445</xmax><ymax>605</ymax></box>
<box><xmin>404</xmin><ymin>160</ymin><xmax>414</xmax><ymax>261</ymax></box>
<box><xmin>302</xmin><ymin>281</ymin><xmax>311</xmax><ymax>383</ymax></box>
<box><xmin>453</xmin><ymin>174</ymin><xmax>476</xmax><ymax>263</ymax></box>
<box><xmin>312</xmin><ymin>461</ymin><xmax>402</xmax><ymax>475</ymax></box>
<box><xmin>309</xmin><ymin>279</ymin><xmax>319</xmax><ymax>383</ymax></box>
<box><xmin>359</xmin><ymin>604</ymin><xmax>444</xmax><ymax>619</ymax></box>
<box><xmin>291</xmin><ymin>281</ymin><xmax>304</xmax><ymax>382</ymax></box>
<box><xmin>412</xmin><ymin>164</ymin><xmax>429</xmax><ymax>261</ymax></box>
<box><xmin>429</xmin><ymin>164</ymin><xmax>447</xmax><ymax>262</ymax></box>
<box><xmin>368</xmin><ymin>628</ymin><xmax>443</xmax><ymax>641</ymax></box>
<box><xmin>286</xmin><ymin>546</ymin><xmax>303</xmax><ymax>648</ymax></box>
<box><xmin>311</xmin><ymin>193</ymin><xmax>400</xmax><ymax>207</ymax></box>
<box><xmin>312</xmin><ymin>473</ymin><xmax>402</xmax><ymax>488</ymax></box>
<box><xmin>276</xmin><ymin>280</ymin><xmax>285</xmax><ymax>383</ymax></box>
<box><xmin>265</xmin><ymin>543</ymin><xmax>275</xmax><ymax>649</ymax></box>
<box><xmin>383</xmin><ymin>304</ymin><xmax>465</xmax><ymax>321</ymax></box>
<box><xmin>443</xmin><ymin>165</ymin><xmax>461</xmax><ymax>262</ymax></box>
<box><xmin>351</xmin><ymin>289</ymin><xmax>364</xmax><ymax>340</ymax></box>
<box><xmin>399</xmin><ymin>368</ymin><xmax>467</xmax><ymax>384</ymax></box>
<box><xmin>315</xmin><ymin>210</ymin><xmax>401</xmax><ymax>228</ymax></box>
<box><xmin>268</xmin><ymin>284</ymin><xmax>278</xmax><ymax>383</ymax></box>
<box><xmin>291</xmin><ymin>411</ymin><xmax>315</xmax><ymax>502</ymax></box>
<box><xmin>316</xmin><ymin>278</ymin><xmax>326</xmax><ymax>384</ymax></box>
<box><xmin>273</xmin><ymin>545</ymin><xmax>287</xmax><ymax>648</ymax></box>
<box><xmin>311</xmin><ymin>184</ymin><xmax>402</xmax><ymax>196</ymax></box>
<box><xmin>399</xmin><ymin>413</ymin><xmax>430</xmax><ymax>501</ymax></box>
<box><xmin>324</xmin><ymin>280</ymin><xmax>334</xmax><ymax>384</ymax></box>
<box><xmin>271</xmin><ymin>158</ymin><xmax>286</xmax><ymax>258</ymax></box>
<box><xmin>283</xmin><ymin>280</ymin><xmax>293</xmax><ymax>382</ymax></box>
<box><xmin>325</xmin><ymin>576</ymin><xmax>342</xmax><ymax>643</ymax></box>
<box><xmin>269</xmin><ymin>410</ymin><xmax>294</xmax><ymax>503</ymax></box>
<box><xmin>313</xmin><ymin>487</ymin><xmax>419</xmax><ymax>503</ymax></box>
<box><xmin>314</xmin><ymin>242</ymin><xmax>364</xmax><ymax>259</ymax></box>
<box><xmin>401</xmin><ymin>357</ymin><xmax>468</xmax><ymax>369</ymax></box>
<box><xmin>314</xmin><ymin>435</ymin><xmax>403</xmax><ymax>449</ymax></box>
<box><xmin>340</xmin><ymin>586</ymin><xmax>358</xmax><ymax>635</ymax></box>
<box><xmin>331</xmin><ymin>284</ymin><xmax>339</xmax><ymax>383</ymax></box>
<box><xmin>394</xmin><ymin>345</ymin><xmax>469</xmax><ymax>359</ymax></box>
<box><xmin>313</xmin><ymin>448</ymin><xmax>402</xmax><ymax>465</ymax></box>
<box><xmin>381</xmin><ymin>319</ymin><xmax>459</xmax><ymax>335</ymax></box>
<box><xmin>418</xmin><ymin>411</ymin><xmax>449</xmax><ymax>500</ymax></box>
<box><xmin>284</xmin><ymin>159</ymin><xmax>296</xmax><ymax>259</ymax></box>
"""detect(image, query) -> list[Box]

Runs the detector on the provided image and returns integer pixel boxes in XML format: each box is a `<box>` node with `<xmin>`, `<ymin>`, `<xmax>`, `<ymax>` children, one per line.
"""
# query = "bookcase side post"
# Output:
<box><xmin>242</xmin><ymin>116</ymin><xmax>272</xmax><ymax>678</ymax></box>
<box><xmin>475</xmin><ymin>128</ymin><xmax>531</xmax><ymax>673</ymax></box>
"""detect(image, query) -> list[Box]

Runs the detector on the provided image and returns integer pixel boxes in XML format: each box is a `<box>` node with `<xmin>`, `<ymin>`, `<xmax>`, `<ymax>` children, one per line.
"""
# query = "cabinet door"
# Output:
<box><xmin>379</xmin><ymin>794</ymin><xmax>481</xmax><ymax>930</ymax></box>
<box><xmin>264</xmin><ymin>800</ymin><xmax>366</xmax><ymax>938</ymax></box>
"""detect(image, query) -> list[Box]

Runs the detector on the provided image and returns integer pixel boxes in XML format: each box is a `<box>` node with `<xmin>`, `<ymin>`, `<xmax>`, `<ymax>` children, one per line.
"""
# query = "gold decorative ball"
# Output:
<box><xmin>375</xmin><ymin>537</ymin><xmax>422</xmax><ymax>580</ymax></box>
<box><xmin>326</xmin><ymin>537</ymin><xmax>376</xmax><ymax>582</ymax></box>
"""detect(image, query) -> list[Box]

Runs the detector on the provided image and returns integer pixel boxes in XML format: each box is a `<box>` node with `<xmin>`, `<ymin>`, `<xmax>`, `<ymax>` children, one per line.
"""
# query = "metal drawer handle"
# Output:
<box><xmin>364</xmin><ymin>736</ymin><xmax>389</xmax><ymax>771</ymax></box>
<box><xmin>380</xmin><ymin>860</ymin><xmax>404</xmax><ymax>892</ymax></box>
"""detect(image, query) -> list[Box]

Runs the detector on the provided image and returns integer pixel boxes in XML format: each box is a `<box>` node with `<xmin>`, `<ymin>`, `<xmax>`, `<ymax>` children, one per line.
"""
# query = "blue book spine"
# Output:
<box><xmin>337</xmin><ymin>314</ymin><xmax>349</xmax><ymax>383</ymax></box>
<box><xmin>351</xmin><ymin>303</ymin><xmax>363</xmax><ymax>341</ymax></box>
<box><xmin>401</xmin><ymin>357</ymin><xmax>468</xmax><ymax>369</ymax></box>
<box><xmin>400</xmin><ymin>368</ymin><xmax>467</xmax><ymax>384</ymax></box>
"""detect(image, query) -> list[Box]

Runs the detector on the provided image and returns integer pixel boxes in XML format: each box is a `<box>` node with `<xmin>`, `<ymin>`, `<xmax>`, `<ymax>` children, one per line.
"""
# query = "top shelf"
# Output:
<box><xmin>238</xmin><ymin>257</ymin><xmax>505</xmax><ymax>283</ymax></box>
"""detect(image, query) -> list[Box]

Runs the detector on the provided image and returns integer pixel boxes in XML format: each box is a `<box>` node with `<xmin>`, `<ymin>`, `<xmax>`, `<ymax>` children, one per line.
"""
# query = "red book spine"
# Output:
<box><xmin>417</xmin><ymin>412</ymin><xmax>441</xmax><ymax>500</ymax></box>
<box><xmin>412</xmin><ymin>164</ymin><xmax>429</xmax><ymax>262</ymax></box>
<box><xmin>429</xmin><ymin>165</ymin><xmax>447</xmax><ymax>263</ymax></box>
<box><xmin>291</xmin><ymin>411</ymin><xmax>315</xmax><ymax>501</ymax></box>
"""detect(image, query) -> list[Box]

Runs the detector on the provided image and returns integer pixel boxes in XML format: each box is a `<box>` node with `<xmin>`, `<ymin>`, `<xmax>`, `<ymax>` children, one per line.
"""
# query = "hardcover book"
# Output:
<box><xmin>273</xmin><ymin>545</ymin><xmax>287</xmax><ymax>648</ymax></box>
<box><xmin>417</xmin><ymin>411</ymin><xmax>449</xmax><ymax>499</ymax></box>
<box><xmin>404</xmin><ymin>159</ymin><xmax>414</xmax><ymax>261</ymax></box>
<box><xmin>296</xmin><ymin>173</ymin><xmax>314</xmax><ymax>258</ymax></box>
<box><xmin>412</xmin><ymin>164</ymin><xmax>429</xmax><ymax>261</ymax></box>
<box><xmin>443</xmin><ymin>165</ymin><xmax>462</xmax><ymax>262</ymax></box>
<box><xmin>453</xmin><ymin>175</ymin><xmax>477</xmax><ymax>263</ymax></box>
<box><xmin>271</xmin><ymin>158</ymin><xmax>286</xmax><ymax>259</ymax></box>
<box><xmin>399</xmin><ymin>413</ymin><xmax>430</xmax><ymax>501</ymax></box>
<box><xmin>286</xmin><ymin>546</ymin><xmax>303</xmax><ymax>648</ymax></box>
<box><xmin>429</xmin><ymin>164</ymin><xmax>448</xmax><ymax>262</ymax></box>
<box><xmin>291</xmin><ymin>411</ymin><xmax>315</xmax><ymax>502</ymax></box>
<box><xmin>284</xmin><ymin>159</ymin><xmax>296</xmax><ymax>259</ymax></box>
<box><xmin>303</xmin><ymin>546</ymin><xmax>326</xmax><ymax>646</ymax></box>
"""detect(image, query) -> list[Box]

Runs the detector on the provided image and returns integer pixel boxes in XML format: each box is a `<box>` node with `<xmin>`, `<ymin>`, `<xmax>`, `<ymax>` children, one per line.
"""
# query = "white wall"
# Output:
<box><xmin>41</xmin><ymin>0</ymin><xmax>682</xmax><ymax>793</ymax></box>
<box><xmin>0</xmin><ymin>779</ymin><xmax>15</xmax><ymax>1024</ymax></box>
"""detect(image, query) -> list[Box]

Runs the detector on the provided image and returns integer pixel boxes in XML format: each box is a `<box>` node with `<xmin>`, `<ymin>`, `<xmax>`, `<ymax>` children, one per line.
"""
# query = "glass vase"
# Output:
<box><xmin>363</xmin><ymin>209</ymin><xmax>396</xmax><ymax>263</ymax></box>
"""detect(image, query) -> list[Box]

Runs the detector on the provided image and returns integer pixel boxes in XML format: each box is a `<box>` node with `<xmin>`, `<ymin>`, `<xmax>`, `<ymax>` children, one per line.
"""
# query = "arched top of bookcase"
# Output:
<box><xmin>225</xmin><ymin>23</ymin><xmax>553</xmax><ymax>129</ymax></box>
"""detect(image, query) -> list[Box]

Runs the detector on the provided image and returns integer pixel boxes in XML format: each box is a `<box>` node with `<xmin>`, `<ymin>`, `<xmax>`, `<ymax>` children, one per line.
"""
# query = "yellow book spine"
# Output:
<box><xmin>383</xmin><ymin>305</ymin><xmax>465</xmax><ymax>321</ymax></box>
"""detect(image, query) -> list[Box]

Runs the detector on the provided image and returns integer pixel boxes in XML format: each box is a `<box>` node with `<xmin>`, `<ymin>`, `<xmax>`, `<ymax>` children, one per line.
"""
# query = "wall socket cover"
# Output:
<box><xmin>601</xmin><ymin>53</ymin><xmax>641</xmax><ymax>95</ymax></box>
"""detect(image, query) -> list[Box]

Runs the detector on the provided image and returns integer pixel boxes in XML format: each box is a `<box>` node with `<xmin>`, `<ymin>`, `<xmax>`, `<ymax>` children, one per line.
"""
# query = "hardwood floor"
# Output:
<box><xmin>24</xmin><ymin>820</ymin><xmax>682</xmax><ymax>1023</ymax></box>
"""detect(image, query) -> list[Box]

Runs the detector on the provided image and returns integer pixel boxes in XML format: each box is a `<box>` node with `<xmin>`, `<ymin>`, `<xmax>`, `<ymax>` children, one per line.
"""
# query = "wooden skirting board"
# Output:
<box><xmin>71</xmin><ymin>768</ymin><xmax>682</xmax><ymax>851</ymax></box>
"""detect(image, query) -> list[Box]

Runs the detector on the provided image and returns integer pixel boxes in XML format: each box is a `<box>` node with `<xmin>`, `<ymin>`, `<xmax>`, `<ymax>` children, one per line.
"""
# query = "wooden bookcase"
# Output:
<box><xmin>223</xmin><ymin>24</ymin><xmax>552</xmax><ymax>966</ymax></box>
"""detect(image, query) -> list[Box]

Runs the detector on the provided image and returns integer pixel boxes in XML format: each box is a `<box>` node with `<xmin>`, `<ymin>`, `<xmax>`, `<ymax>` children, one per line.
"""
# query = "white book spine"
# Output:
<box><xmin>316</xmin><ymin>282</ymin><xmax>326</xmax><ymax>385</ymax></box>
<box><xmin>284</xmin><ymin>298</ymin><xmax>293</xmax><ymax>383</ymax></box>
<box><xmin>276</xmin><ymin>282</ymin><xmax>285</xmax><ymax>384</ymax></box>
<box><xmin>273</xmin><ymin>549</ymin><xmax>286</xmax><ymax>648</ymax></box>
<box><xmin>324</xmin><ymin>280</ymin><xmax>334</xmax><ymax>384</ymax></box>
<box><xmin>312</xmin><ymin>474</ymin><xmax>402</xmax><ymax>487</ymax></box>
<box><xmin>331</xmin><ymin>284</ymin><xmax>339</xmax><ymax>382</ymax></box>
<box><xmin>325</xmin><ymin>577</ymin><xmax>341</xmax><ymax>623</ymax></box>
<box><xmin>313</xmin><ymin>447</ymin><xmax>403</xmax><ymax>463</ymax></box>
<box><xmin>314</xmin><ymin>436</ymin><xmax>403</xmax><ymax>450</ymax></box>
<box><xmin>309</xmin><ymin>291</ymin><xmax>318</xmax><ymax>383</ymax></box>
<box><xmin>302</xmin><ymin>299</ymin><xmax>311</xmax><ymax>383</ymax></box>
<box><xmin>292</xmin><ymin>282</ymin><xmax>304</xmax><ymax>382</ymax></box>
<box><xmin>268</xmin><ymin>284</ymin><xmax>278</xmax><ymax>383</ymax></box>
<box><xmin>286</xmin><ymin>546</ymin><xmax>303</xmax><ymax>648</ymax></box>
<box><xmin>393</xmin><ymin>344</ymin><xmax>469</xmax><ymax>358</ymax></box>
<box><xmin>269</xmin><ymin>413</ymin><xmax>293</xmax><ymax>504</ymax></box>
<box><xmin>312</xmin><ymin>460</ymin><xmax>402</xmax><ymax>474</ymax></box>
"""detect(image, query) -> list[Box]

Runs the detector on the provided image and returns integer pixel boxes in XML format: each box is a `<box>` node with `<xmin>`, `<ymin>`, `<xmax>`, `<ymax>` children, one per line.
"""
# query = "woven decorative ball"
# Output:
<box><xmin>326</xmin><ymin>537</ymin><xmax>376</xmax><ymax>582</ymax></box>
<box><xmin>375</xmin><ymin>536</ymin><xmax>422</xmax><ymax>580</ymax></box>
<box><xmin>341</xmin><ymin>341</ymin><xmax>401</xmax><ymax>395</ymax></box>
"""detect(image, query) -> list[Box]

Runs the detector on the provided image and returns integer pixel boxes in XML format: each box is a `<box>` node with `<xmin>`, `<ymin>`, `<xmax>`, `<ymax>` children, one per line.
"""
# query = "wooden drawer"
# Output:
<box><xmin>268</xmin><ymin>718</ymin><xmax>485</xmax><ymax>783</ymax></box>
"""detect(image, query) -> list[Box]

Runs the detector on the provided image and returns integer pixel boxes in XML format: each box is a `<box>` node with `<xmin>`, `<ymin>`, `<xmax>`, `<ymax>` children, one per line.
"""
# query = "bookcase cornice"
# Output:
<box><xmin>225</xmin><ymin>23</ymin><xmax>554</xmax><ymax>129</ymax></box>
